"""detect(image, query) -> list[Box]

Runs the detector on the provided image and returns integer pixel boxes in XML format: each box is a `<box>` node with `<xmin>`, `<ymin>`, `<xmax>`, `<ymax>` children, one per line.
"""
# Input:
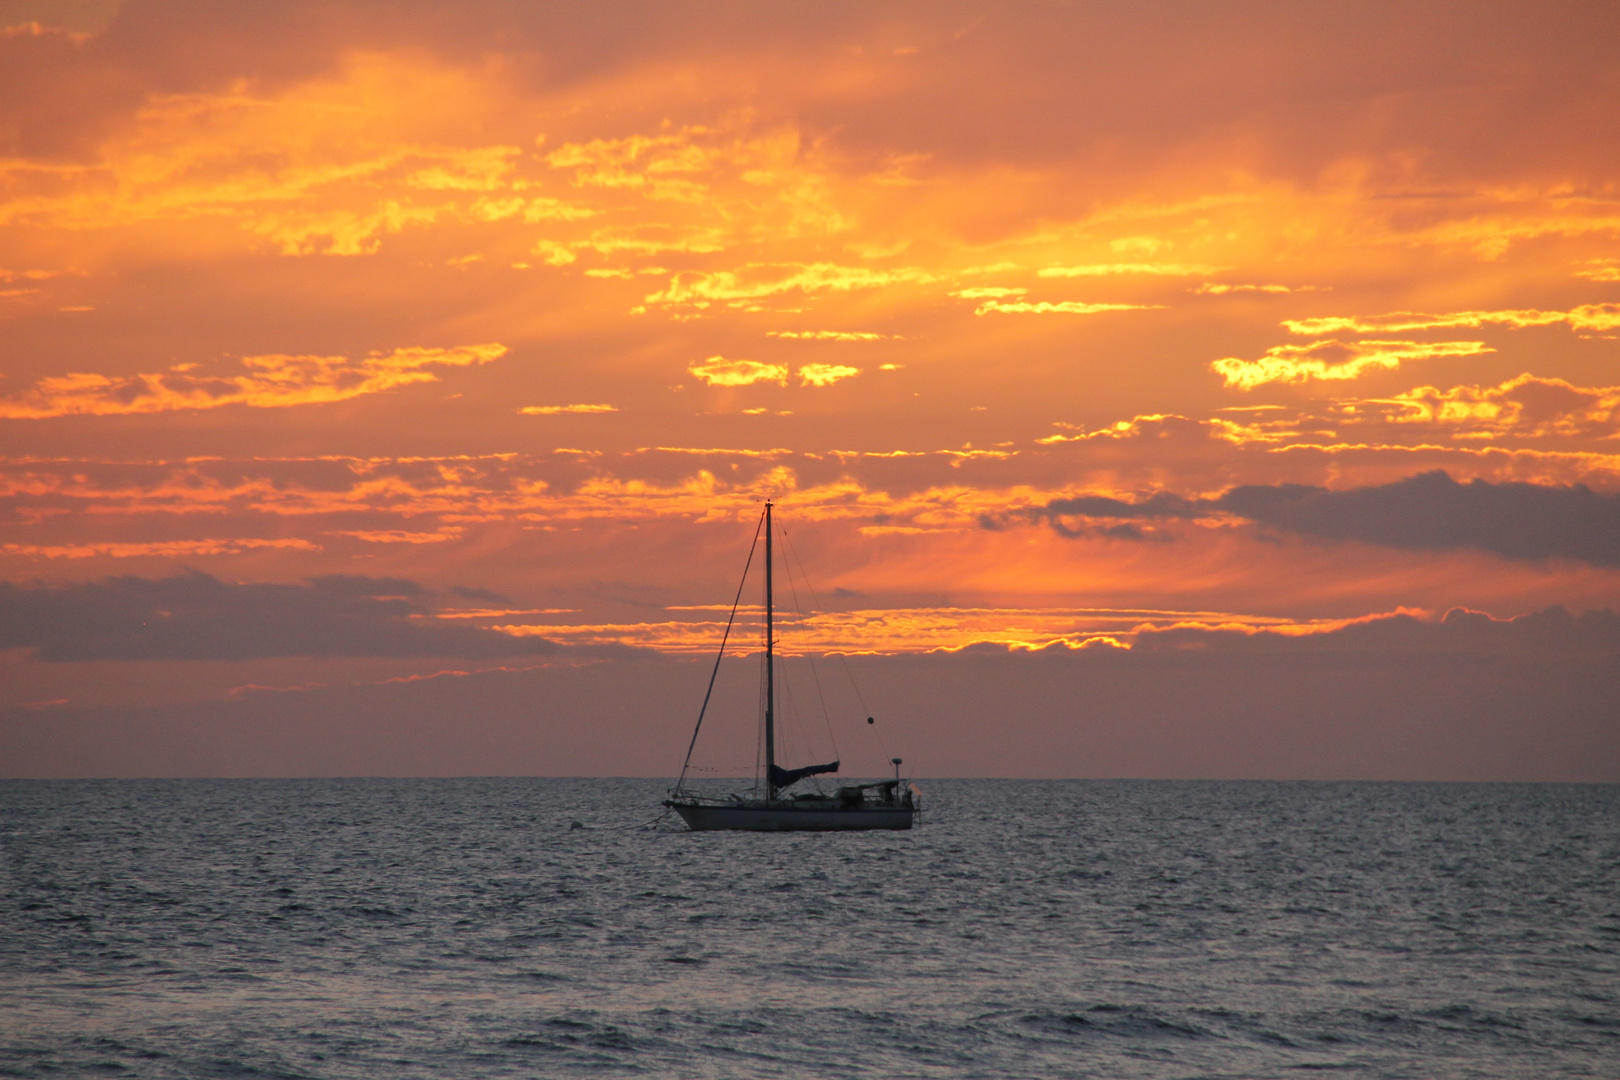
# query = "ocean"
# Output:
<box><xmin>1</xmin><ymin>778</ymin><xmax>1616</xmax><ymax>1078</ymax></box>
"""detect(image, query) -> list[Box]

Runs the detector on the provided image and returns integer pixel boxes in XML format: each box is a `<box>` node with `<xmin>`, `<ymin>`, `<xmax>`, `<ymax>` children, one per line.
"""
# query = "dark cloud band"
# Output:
<box><xmin>1031</xmin><ymin>472</ymin><xmax>1620</xmax><ymax>566</ymax></box>
<box><xmin>0</xmin><ymin>570</ymin><xmax>558</xmax><ymax>661</ymax></box>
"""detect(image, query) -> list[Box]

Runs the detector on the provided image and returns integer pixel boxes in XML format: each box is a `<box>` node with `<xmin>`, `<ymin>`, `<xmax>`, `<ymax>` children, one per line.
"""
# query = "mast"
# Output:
<box><xmin>764</xmin><ymin>500</ymin><xmax>776</xmax><ymax>799</ymax></box>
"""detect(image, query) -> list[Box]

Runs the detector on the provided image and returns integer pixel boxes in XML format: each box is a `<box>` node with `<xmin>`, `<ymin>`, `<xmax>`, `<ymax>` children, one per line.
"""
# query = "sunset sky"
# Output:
<box><xmin>4</xmin><ymin>0</ymin><xmax>1618</xmax><ymax>781</ymax></box>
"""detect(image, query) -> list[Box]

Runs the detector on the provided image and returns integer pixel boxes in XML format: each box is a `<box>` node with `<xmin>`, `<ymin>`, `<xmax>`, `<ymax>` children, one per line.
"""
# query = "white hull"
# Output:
<box><xmin>667</xmin><ymin>800</ymin><xmax>914</xmax><ymax>831</ymax></box>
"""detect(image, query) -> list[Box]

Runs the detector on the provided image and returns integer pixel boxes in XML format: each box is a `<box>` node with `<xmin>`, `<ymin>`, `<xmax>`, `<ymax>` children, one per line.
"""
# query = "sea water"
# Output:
<box><xmin>1</xmin><ymin>779</ymin><xmax>1616</xmax><ymax>1079</ymax></box>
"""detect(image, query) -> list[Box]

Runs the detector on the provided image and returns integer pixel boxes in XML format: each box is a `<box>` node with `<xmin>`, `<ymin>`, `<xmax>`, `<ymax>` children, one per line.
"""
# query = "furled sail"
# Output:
<box><xmin>769</xmin><ymin>760</ymin><xmax>840</xmax><ymax>789</ymax></box>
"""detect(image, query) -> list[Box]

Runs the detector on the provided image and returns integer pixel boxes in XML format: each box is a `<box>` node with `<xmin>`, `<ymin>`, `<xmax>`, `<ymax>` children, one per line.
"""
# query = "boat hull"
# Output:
<box><xmin>666</xmin><ymin>800</ymin><xmax>913</xmax><ymax>831</ymax></box>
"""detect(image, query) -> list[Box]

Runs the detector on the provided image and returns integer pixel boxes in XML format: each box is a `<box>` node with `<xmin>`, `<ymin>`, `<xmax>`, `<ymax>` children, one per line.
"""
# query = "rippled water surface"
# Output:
<box><xmin>2</xmin><ymin>779</ymin><xmax>1617</xmax><ymax>1078</ymax></box>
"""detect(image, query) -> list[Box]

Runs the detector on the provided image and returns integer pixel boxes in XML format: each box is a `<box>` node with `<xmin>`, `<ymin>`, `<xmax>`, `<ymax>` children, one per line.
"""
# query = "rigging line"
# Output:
<box><xmin>777</xmin><ymin>668</ymin><xmax>811</xmax><ymax>765</ymax></box>
<box><xmin>778</xmin><ymin>527</ymin><xmax>891</xmax><ymax>762</ymax></box>
<box><xmin>754</xmin><ymin>643</ymin><xmax>767</xmax><ymax>795</ymax></box>
<box><xmin>778</xmin><ymin>526</ymin><xmax>844</xmax><ymax>758</ymax></box>
<box><xmin>778</xmin><ymin>530</ymin><xmax>839</xmax><ymax>761</ymax></box>
<box><xmin>675</xmin><ymin>508</ymin><xmax>765</xmax><ymax>795</ymax></box>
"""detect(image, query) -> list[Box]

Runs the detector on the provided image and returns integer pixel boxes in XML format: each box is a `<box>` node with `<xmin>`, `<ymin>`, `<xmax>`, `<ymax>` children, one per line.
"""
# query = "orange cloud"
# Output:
<box><xmin>0</xmin><ymin>344</ymin><xmax>508</xmax><ymax>418</ymax></box>
<box><xmin>328</xmin><ymin>528</ymin><xmax>465</xmax><ymax>544</ymax></box>
<box><xmin>1211</xmin><ymin>340</ymin><xmax>1491</xmax><ymax>389</ymax></box>
<box><xmin>2</xmin><ymin>538</ymin><xmax>321</xmax><ymax>559</ymax></box>
<box><xmin>0</xmin><ymin>55</ymin><xmax>536</xmax><ymax>256</ymax></box>
<box><xmin>1409</xmin><ymin>204</ymin><xmax>1620</xmax><ymax>259</ymax></box>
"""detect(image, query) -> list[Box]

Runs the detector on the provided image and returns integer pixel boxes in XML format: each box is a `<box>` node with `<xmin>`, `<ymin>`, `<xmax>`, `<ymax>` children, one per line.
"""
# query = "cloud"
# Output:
<box><xmin>304</xmin><ymin>573</ymin><xmax>425</xmax><ymax>597</ymax></box>
<box><xmin>1039</xmin><ymin>491</ymin><xmax>1204</xmax><ymax>521</ymax></box>
<box><xmin>1</xmin><ymin>20</ymin><xmax>90</xmax><ymax>42</ymax></box>
<box><xmin>486</xmin><ymin>603</ymin><xmax>1304</xmax><ymax>655</ymax></box>
<box><xmin>0</xmin><ymin>53</ymin><xmax>535</xmax><ymax>252</ymax></box>
<box><xmin>646</xmin><ymin>263</ymin><xmax>934</xmax><ymax>305</ymax></box>
<box><xmin>1038</xmin><ymin>263</ymin><xmax>1221</xmax><ymax>277</ymax></box>
<box><xmin>1210</xmin><ymin>340</ymin><xmax>1490</xmax><ymax>389</ymax></box>
<box><xmin>544</xmin><ymin>127</ymin><xmax>729</xmax><ymax>201</ymax></box>
<box><xmin>1026</xmin><ymin>471</ymin><xmax>1620</xmax><ymax>566</ymax></box>
<box><xmin>0</xmin><ymin>344</ymin><xmax>508</xmax><ymax>419</ymax></box>
<box><xmin>1194</xmin><ymin>283</ymin><xmax>1295</xmax><ymax>294</ymax></box>
<box><xmin>519</xmin><ymin>403</ymin><xmax>618</xmax><ymax>415</ymax></box>
<box><xmin>1133</xmin><ymin>604</ymin><xmax>1620</xmax><ymax>655</ymax></box>
<box><xmin>1218</xmin><ymin>471</ymin><xmax>1620</xmax><ymax>566</ymax></box>
<box><xmin>1</xmin><ymin>538</ymin><xmax>321</xmax><ymax>559</ymax></box>
<box><xmin>327</xmin><ymin>529</ymin><xmax>464</xmax><ymax>544</ymax></box>
<box><xmin>1575</xmin><ymin>259</ymin><xmax>1620</xmax><ymax>283</ymax></box>
<box><xmin>973</xmin><ymin>300</ymin><xmax>1162</xmax><ymax>316</ymax></box>
<box><xmin>1360</xmin><ymin>374</ymin><xmax>1620</xmax><ymax>438</ymax></box>
<box><xmin>766</xmin><ymin>330</ymin><xmax>896</xmax><ymax>341</ymax></box>
<box><xmin>1283</xmin><ymin>304</ymin><xmax>1620</xmax><ymax>335</ymax></box>
<box><xmin>950</xmin><ymin>287</ymin><xmax>1025</xmax><ymax>301</ymax></box>
<box><xmin>687</xmin><ymin>356</ymin><xmax>787</xmax><ymax>387</ymax></box>
<box><xmin>571</xmin><ymin>225</ymin><xmax>727</xmax><ymax>256</ymax></box>
<box><xmin>0</xmin><ymin>570</ymin><xmax>569</xmax><ymax>661</ymax></box>
<box><xmin>450</xmin><ymin>585</ymin><xmax>510</xmax><ymax>603</ymax></box>
<box><xmin>799</xmin><ymin>363</ymin><xmax>860</xmax><ymax>387</ymax></box>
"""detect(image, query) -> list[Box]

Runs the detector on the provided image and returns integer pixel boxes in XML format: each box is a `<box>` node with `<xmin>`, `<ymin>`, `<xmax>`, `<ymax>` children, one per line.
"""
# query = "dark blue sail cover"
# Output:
<box><xmin>769</xmin><ymin>760</ymin><xmax>840</xmax><ymax>789</ymax></box>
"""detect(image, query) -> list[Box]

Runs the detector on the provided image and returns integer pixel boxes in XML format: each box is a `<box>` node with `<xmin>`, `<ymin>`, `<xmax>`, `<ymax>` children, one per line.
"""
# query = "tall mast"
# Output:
<box><xmin>764</xmin><ymin>500</ymin><xmax>776</xmax><ymax>799</ymax></box>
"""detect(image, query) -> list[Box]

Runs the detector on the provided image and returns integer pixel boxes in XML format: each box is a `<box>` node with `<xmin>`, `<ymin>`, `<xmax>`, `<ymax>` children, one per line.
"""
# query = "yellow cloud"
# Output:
<box><xmin>1412</xmin><ymin>207</ymin><xmax>1620</xmax><ymax>258</ymax></box>
<box><xmin>1195</xmin><ymin>283</ymin><xmax>1295</xmax><ymax>294</ymax></box>
<box><xmin>951</xmin><ymin>287</ymin><xmax>1026</xmax><ymax>298</ymax></box>
<box><xmin>404</xmin><ymin>146</ymin><xmax>522</xmax><ymax>191</ymax></box>
<box><xmin>572</xmin><ymin>225</ymin><xmax>727</xmax><ymax>256</ymax></box>
<box><xmin>1575</xmin><ymin>259</ymin><xmax>1620</xmax><ymax>282</ymax></box>
<box><xmin>1110</xmin><ymin>236</ymin><xmax>1168</xmax><ymax>254</ymax></box>
<box><xmin>254</xmin><ymin>200</ymin><xmax>440</xmax><ymax>256</ymax></box>
<box><xmin>0</xmin><ymin>343</ymin><xmax>507</xmax><ymax>418</ymax></box>
<box><xmin>767</xmin><ymin>330</ymin><xmax>896</xmax><ymax>341</ymax></box>
<box><xmin>518</xmin><ymin>404</ymin><xmax>618</xmax><ymax>415</ymax></box>
<box><xmin>1285</xmin><ymin>304</ymin><xmax>1620</xmax><ymax>335</ymax></box>
<box><xmin>532</xmin><ymin>241</ymin><xmax>577</xmax><ymax>265</ymax></box>
<box><xmin>688</xmin><ymin>356</ymin><xmax>788</xmax><ymax>387</ymax></box>
<box><xmin>799</xmin><ymin>363</ymin><xmax>861</xmax><ymax>387</ymax></box>
<box><xmin>545</xmin><ymin>129</ymin><xmax>720</xmax><ymax>201</ymax></box>
<box><xmin>1360</xmin><ymin>374</ymin><xmax>1620</xmax><ymax>438</ymax></box>
<box><xmin>1038</xmin><ymin>263</ymin><xmax>1222</xmax><ymax>277</ymax></box>
<box><xmin>488</xmin><ymin>604</ymin><xmax>1305</xmax><ymax>655</ymax></box>
<box><xmin>648</xmin><ymin>263</ymin><xmax>934</xmax><ymax>305</ymax></box>
<box><xmin>1210</xmin><ymin>340</ymin><xmax>1491</xmax><ymax>389</ymax></box>
<box><xmin>520</xmin><ymin>197</ymin><xmax>597</xmax><ymax>222</ymax></box>
<box><xmin>973</xmin><ymin>300</ymin><xmax>1162</xmax><ymax>316</ymax></box>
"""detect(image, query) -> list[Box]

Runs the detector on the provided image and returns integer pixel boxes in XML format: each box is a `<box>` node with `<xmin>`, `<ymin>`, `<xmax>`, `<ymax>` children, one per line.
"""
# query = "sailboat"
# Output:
<box><xmin>664</xmin><ymin>501</ymin><xmax>917</xmax><ymax>831</ymax></box>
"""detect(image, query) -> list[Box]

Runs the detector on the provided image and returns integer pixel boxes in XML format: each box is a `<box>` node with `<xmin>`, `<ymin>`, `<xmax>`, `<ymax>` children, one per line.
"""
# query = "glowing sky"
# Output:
<box><xmin>3</xmin><ymin>1</ymin><xmax>1618</xmax><ymax>779</ymax></box>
